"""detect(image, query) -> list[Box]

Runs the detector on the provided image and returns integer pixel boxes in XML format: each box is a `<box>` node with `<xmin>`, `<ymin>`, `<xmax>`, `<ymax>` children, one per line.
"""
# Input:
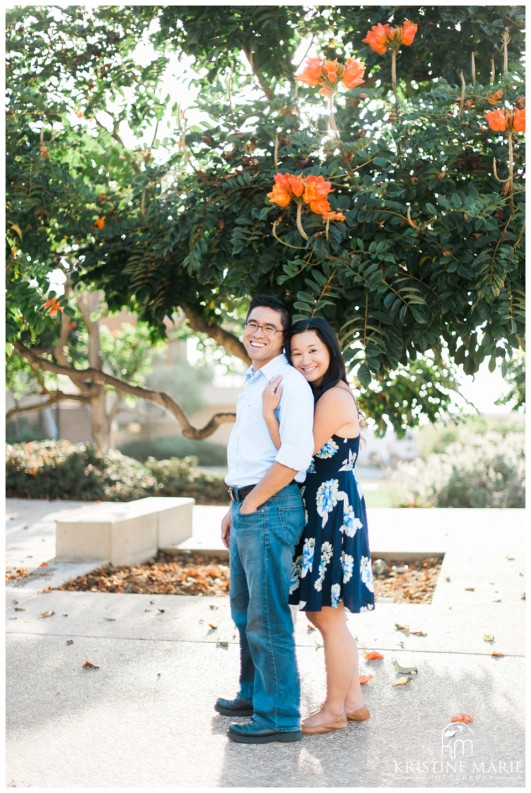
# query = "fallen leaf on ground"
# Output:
<box><xmin>40</xmin><ymin>611</ymin><xmax>55</xmax><ymax>618</ymax></box>
<box><xmin>411</xmin><ymin>630</ymin><xmax>427</xmax><ymax>637</ymax></box>
<box><xmin>82</xmin><ymin>661</ymin><xmax>100</xmax><ymax>669</ymax></box>
<box><xmin>359</xmin><ymin>674</ymin><xmax>374</xmax><ymax>685</ymax></box>
<box><xmin>14</xmin><ymin>606</ymin><xmax>26</xmax><ymax>612</ymax></box>
<box><xmin>216</xmin><ymin>640</ymin><xmax>229</xmax><ymax>649</ymax></box>
<box><xmin>393</xmin><ymin>676</ymin><xmax>413</xmax><ymax>686</ymax></box>
<box><xmin>451</xmin><ymin>713</ymin><xmax>474</xmax><ymax>724</ymax></box>
<box><xmin>395</xmin><ymin>623</ymin><xmax>410</xmax><ymax>633</ymax></box>
<box><xmin>490</xmin><ymin>650</ymin><xmax>505</xmax><ymax>657</ymax></box>
<box><xmin>465</xmin><ymin>587</ymin><xmax>475</xmax><ymax>591</ymax></box>
<box><xmin>364</xmin><ymin>651</ymin><xmax>384</xmax><ymax>661</ymax></box>
<box><xmin>5</xmin><ymin>567</ymin><xmax>29</xmax><ymax>582</ymax></box>
<box><xmin>306</xmin><ymin>624</ymin><xmax>317</xmax><ymax>632</ymax></box>
<box><xmin>483</xmin><ymin>633</ymin><xmax>495</xmax><ymax>642</ymax></box>
<box><xmin>66</xmin><ymin>640</ymin><xmax>74</xmax><ymax>645</ymax></box>
<box><xmin>157</xmin><ymin>608</ymin><xmax>165</xmax><ymax>613</ymax></box>
<box><xmin>208</xmin><ymin>623</ymin><xmax>218</xmax><ymax>629</ymax></box>
<box><xmin>40</xmin><ymin>562</ymin><xmax>49</xmax><ymax>568</ymax></box>
<box><xmin>393</xmin><ymin>660</ymin><xmax>418</xmax><ymax>675</ymax></box>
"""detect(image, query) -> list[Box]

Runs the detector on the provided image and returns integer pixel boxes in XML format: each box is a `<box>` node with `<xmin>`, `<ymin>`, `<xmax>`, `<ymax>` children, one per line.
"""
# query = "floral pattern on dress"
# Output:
<box><xmin>360</xmin><ymin>555</ymin><xmax>374</xmax><ymax>593</ymax></box>
<box><xmin>340</xmin><ymin>503</ymin><xmax>363</xmax><ymax>538</ymax></box>
<box><xmin>301</xmin><ymin>537</ymin><xmax>315</xmax><ymax>578</ymax></box>
<box><xmin>331</xmin><ymin>583</ymin><xmax>341</xmax><ymax>607</ymax></box>
<box><xmin>313</xmin><ymin>541</ymin><xmax>333</xmax><ymax>592</ymax></box>
<box><xmin>316</xmin><ymin>438</ymin><xmax>339</xmax><ymax>459</ymax></box>
<box><xmin>339</xmin><ymin>448</ymin><xmax>358</xmax><ymax>471</ymax></box>
<box><xmin>289</xmin><ymin>434</ymin><xmax>375</xmax><ymax>614</ymax></box>
<box><xmin>316</xmin><ymin>479</ymin><xmax>343</xmax><ymax>526</ymax></box>
<box><xmin>341</xmin><ymin>551</ymin><xmax>354</xmax><ymax>583</ymax></box>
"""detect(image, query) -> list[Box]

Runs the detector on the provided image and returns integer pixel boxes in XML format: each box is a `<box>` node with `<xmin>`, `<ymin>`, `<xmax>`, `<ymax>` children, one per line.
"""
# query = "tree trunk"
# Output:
<box><xmin>90</xmin><ymin>386</ymin><xmax>112</xmax><ymax>450</ymax></box>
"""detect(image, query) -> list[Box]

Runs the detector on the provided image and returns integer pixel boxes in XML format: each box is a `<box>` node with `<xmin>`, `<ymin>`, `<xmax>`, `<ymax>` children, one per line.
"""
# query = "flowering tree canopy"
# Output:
<box><xmin>6</xmin><ymin>5</ymin><xmax>526</xmax><ymax>435</ymax></box>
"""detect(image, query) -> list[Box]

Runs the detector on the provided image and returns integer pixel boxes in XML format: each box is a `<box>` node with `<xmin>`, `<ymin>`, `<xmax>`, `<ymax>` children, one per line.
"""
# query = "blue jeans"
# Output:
<box><xmin>229</xmin><ymin>483</ymin><xmax>305</xmax><ymax>731</ymax></box>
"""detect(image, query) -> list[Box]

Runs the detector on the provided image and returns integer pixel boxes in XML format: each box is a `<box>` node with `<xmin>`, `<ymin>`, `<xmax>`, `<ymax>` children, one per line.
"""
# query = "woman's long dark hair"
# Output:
<box><xmin>286</xmin><ymin>317</ymin><xmax>348</xmax><ymax>401</ymax></box>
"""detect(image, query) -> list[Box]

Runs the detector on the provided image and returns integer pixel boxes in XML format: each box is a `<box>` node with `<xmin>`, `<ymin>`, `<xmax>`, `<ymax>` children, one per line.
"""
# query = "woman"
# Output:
<box><xmin>262</xmin><ymin>317</ymin><xmax>375</xmax><ymax>735</ymax></box>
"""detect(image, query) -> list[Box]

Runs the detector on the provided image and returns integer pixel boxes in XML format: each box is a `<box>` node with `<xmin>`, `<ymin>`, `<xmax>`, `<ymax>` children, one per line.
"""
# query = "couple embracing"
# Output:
<box><xmin>216</xmin><ymin>295</ymin><xmax>375</xmax><ymax>743</ymax></box>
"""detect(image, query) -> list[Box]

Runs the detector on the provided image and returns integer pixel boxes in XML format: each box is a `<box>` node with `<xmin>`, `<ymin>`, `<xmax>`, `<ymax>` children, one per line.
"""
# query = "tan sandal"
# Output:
<box><xmin>345</xmin><ymin>705</ymin><xmax>370</xmax><ymax>721</ymax></box>
<box><xmin>302</xmin><ymin>714</ymin><xmax>348</xmax><ymax>735</ymax></box>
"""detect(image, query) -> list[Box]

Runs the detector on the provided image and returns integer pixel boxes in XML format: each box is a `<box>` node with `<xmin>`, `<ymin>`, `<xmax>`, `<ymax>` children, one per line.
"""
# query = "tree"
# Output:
<box><xmin>6</xmin><ymin>282</ymin><xmax>164</xmax><ymax>449</ymax></box>
<box><xmin>6</xmin><ymin>6</ymin><xmax>525</xmax><ymax>437</ymax></box>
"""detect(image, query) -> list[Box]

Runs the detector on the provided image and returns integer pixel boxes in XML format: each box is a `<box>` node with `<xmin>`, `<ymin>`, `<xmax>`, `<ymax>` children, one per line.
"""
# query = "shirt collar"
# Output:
<box><xmin>246</xmin><ymin>353</ymin><xmax>288</xmax><ymax>381</ymax></box>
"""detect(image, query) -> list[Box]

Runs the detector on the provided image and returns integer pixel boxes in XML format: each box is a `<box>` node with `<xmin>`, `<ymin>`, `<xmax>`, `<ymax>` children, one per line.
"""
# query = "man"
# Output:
<box><xmin>215</xmin><ymin>295</ymin><xmax>314</xmax><ymax>744</ymax></box>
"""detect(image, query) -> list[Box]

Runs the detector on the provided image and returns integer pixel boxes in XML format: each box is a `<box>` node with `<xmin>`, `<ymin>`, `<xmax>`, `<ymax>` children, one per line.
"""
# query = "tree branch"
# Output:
<box><xmin>13</xmin><ymin>340</ymin><xmax>236</xmax><ymax>440</ymax></box>
<box><xmin>242</xmin><ymin>47</ymin><xmax>274</xmax><ymax>101</ymax></box>
<box><xmin>6</xmin><ymin>392</ymin><xmax>90</xmax><ymax>421</ymax></box>
<box><xmin>181</xmin><ymin>306</ymin><xmax>249</xmax><ymax>363</ymax></box>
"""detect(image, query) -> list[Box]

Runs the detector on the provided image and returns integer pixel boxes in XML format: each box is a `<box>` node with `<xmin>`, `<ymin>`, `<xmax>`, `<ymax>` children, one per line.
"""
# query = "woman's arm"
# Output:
<box><xmin>262</xmin><ymin>374</ymin><xmax>283</xmax><ymax>449</ymax></box>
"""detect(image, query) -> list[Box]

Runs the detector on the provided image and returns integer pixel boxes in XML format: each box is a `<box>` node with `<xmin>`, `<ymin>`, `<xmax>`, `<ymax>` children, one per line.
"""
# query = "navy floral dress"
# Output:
<box><xmin>289</xmin><ymin>434</ymin><xmax>375</xmax><ymax>613</ymax></box>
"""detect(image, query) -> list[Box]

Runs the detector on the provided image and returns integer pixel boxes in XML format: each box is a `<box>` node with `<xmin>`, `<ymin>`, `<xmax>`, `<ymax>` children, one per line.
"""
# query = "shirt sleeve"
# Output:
<box><xmin>274</xmin><ymin>371</ymin><xmax>314</xmax><ymax>473</ymax></box>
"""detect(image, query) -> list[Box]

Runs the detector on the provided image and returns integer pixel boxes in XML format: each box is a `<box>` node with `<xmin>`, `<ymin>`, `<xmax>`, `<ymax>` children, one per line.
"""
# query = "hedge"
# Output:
<box><xmin>5</xmin><ymin>440</ymin><xmax>229</xmax><ymax>505</ymax></box>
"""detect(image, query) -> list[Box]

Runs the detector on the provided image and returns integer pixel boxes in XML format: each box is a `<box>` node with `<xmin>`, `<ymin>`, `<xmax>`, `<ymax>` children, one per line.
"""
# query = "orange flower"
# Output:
<box><xmin>485</xmin><ymin>108</ymin><xmax>508</xmax><ymax>131</ymax></box>
<box><xmin>268</xmin><ymin>173</ymin><xmax>345</xmax><ymax>222</ymax></box>
<box><xmin>268</xmin><ymin>173</ymin><xmax>297</xmax><ymax>207</ymax></box>
<box><xmin>487</xmin><ymin>88</ymin><xmax>504</xmax><ymax>105</ymax></box>
<box><xmin>322</xmin><ymin>59</ymin><xmax>340</xmax><ymax>84</ymax></box>
<box><xmin>512</xmin><ymin>107</ymin><xmax>526</xmax><ymax>133</ymax></box>
<box><xmin>95</xmin><ymin>216</ymin><xmax>106</xmax><ymax>229</ymax></box>
<box><xmin>364</xmin><ymin>651</ymin><xmax>384</xmax><ymax>661</ymax></box>
<box><xmin>486</xmin><ymin>106</ymin><xmax>526</xmax><ymax>133</ymax></box>
<box><xmin>400</xmin><ymin>20</ymin><xmax>418</xmax><ymax>46</ymax></box>
<box><xmin>287</xmin><ymin>174</ymin><xmax>304</xmax><ymax>198</ymax></box>
<box><xmin>359</xmin><ymin>674</ymin><xmax>374</xmax><ymax>685</ymax></box>
<box><xmin>296</xmin><ymin>57</ymin><xmax>324</xmax><ymax>87</ymax></box>
<box><xmin>362</xmin><ymin>23</ymin><xmax>392</xmax><ymax>55</ymax></box>
<box><xmin>303</xmin><ymin>174</ymin><xmax>333</xmax><ymax>214</ymax></box>
<box><xmin>43</xmin><ymin>296</ymin><xmax>63</xmax><ymax>317</ymax></box>
<box><xmin>363</xmin><ymin>20</ymin><xmax>417</xmax><ymax>54</ymax></box>
<box><xmin>342</xmin><ymin>58</ymin><xmax>366</xmax><ymax>89</ymax></box>
<box><xmin>296</xmin><ymin>56</ymin><xmax>365</xmax><ymax>96</ymax></box>
<box><xmin>322</xmin><ymin>210</ymin><xmax>346</xmax><ymax>222</ymax></box>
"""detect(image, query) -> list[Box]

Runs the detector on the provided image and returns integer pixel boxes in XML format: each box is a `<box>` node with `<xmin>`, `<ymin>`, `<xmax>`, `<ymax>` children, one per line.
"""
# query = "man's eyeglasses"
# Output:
<box><xmin>244</xmin><ymin>320</ymin><xmax>283</xmax><ymax>337</ymax></box>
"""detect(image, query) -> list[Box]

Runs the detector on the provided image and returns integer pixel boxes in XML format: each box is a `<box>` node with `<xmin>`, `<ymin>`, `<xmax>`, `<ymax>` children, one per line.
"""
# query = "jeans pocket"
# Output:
<box><xmin>277</xmin><ymin>504</ymin><xmax>305</xmax><ymax>546</ymax></box>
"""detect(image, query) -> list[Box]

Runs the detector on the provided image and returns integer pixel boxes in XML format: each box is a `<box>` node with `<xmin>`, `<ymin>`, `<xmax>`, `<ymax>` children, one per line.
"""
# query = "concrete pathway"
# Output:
<box><xmin>5</xmin><ymin>499</ymin><xmax>526</xmax><ymax>788</ymax></box>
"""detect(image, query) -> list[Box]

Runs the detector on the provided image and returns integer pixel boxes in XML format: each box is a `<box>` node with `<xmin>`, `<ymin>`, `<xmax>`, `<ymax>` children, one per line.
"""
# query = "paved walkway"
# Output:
<box><xmin>5</xmin><ymin>499</ymin><xmax>526</xmax><ymax>788</ymax></box>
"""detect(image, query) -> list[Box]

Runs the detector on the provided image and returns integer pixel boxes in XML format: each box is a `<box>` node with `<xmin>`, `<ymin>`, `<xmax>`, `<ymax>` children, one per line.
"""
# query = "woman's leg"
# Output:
<box><xmin>303</xmin><ymin>604</ymin><xmax>365</xmax><ymax>728</ymax></box>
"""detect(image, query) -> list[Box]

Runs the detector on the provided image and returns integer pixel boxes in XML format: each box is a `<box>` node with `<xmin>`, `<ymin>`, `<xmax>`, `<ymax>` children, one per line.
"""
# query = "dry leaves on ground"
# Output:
<box><xmin>52</xmin><ymin>552</ymin><xmax>442</xmax><ymax>603</ymax></box>
<box><xmin>55</xmin><ymin>552</ymin><xmax>230</xmax><ymax>596</ymax></box>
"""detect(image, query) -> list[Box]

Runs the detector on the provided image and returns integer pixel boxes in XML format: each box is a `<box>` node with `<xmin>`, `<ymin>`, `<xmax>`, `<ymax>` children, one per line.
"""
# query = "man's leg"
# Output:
<box><xmin>234</xmin><ymin>485</ymin><xmax>305</xmax><ymax>731</ymax></box>
<box><xmin>228</xmin><ymin>506</ymin><xmax>255</xmax><ymax>705</ymax></box>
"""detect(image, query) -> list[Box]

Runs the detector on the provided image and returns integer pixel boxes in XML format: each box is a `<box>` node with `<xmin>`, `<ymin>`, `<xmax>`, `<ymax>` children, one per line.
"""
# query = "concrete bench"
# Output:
<box><xmin>55</xmin><ymin>496</ymin><xmax>194</xmax><ymax>566</ymax></box>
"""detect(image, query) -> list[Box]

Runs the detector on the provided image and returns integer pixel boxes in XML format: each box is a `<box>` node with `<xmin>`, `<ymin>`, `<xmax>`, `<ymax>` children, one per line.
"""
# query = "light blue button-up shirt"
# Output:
<box><xmin>226</xmin><ymin>353</ymin><xmax>314</xmax><ymax>487</ymax></box>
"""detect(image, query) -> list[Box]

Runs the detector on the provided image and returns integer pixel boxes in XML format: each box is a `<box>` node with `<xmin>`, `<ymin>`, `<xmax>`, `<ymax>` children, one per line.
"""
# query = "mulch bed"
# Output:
<box><xmin>52</xmin><ymin>552</ymin><xmax>443</xmax><ymax>604</ymax></box>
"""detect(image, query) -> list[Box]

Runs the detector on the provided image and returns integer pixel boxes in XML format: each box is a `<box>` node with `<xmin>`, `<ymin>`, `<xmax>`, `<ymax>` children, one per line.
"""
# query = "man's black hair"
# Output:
<box><xmin>246</xmin><ymin>295</ymin><xmax>291</xmax><ymax>333</ymax></box>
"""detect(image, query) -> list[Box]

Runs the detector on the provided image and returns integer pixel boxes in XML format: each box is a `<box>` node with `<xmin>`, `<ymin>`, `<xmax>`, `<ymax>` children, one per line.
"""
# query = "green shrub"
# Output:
<box><xmin>146</xmin><ymin>457</ymin><xmax>229</xmax><ymax>504</ymax></box>
<box><xmin>119</xmin><ymin>435</ymin><xmax>227</xmax><ymax>466</ymax></box>
<box><xmin>6</xmin><ymin>440</ymin><xmax>158</xmax><ymax>501</ymax></box>
<box><xmin>392</xmin><ymin>430</ymin><xmax>525</xmax><ymax>508</ymax></box>
<box><xmin>5</xmin><ymin>440</ymin><xmax>228</xmax><ymax>504</ymax></box>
